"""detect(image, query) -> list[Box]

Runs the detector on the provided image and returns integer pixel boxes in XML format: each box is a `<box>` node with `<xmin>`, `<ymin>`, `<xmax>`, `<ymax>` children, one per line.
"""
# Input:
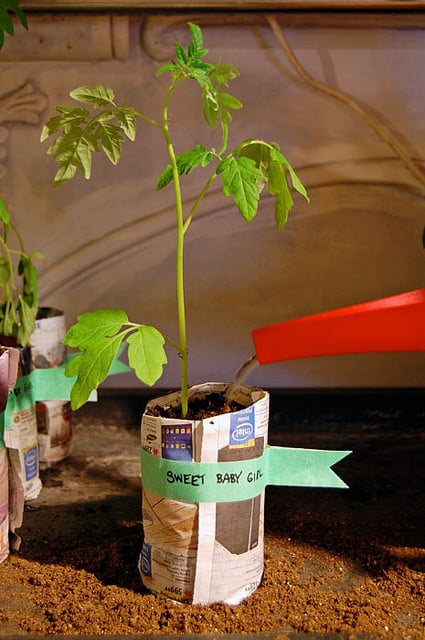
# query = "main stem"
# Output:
<box><xmin>163</xmin><ymin>86</ymin><xmax>189</xmax><ymax>417</ymax></box>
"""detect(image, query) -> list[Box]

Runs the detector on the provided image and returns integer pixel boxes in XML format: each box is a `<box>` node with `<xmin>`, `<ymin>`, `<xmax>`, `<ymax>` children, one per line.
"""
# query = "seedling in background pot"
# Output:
<box><xmin>41</xmin><ymin>22</ymin><xmax>309</xmax><ymax>416</ymax></box>
<box><xmin>0</xmin><ymin>197</ymin><xmax>41</xmax><ymax>347</ymax></box>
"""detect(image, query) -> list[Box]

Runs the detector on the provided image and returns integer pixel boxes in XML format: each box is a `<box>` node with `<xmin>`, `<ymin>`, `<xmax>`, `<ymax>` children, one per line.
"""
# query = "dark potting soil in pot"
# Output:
<box><xmin>147</xmin><ymin>390</ymin><xmax>244</xmax><ymax>419</ymax></box>
<box><xmin>0</xmin><ymin>392</ymin><xmax>424</xmax><ymax>638</ymax></box>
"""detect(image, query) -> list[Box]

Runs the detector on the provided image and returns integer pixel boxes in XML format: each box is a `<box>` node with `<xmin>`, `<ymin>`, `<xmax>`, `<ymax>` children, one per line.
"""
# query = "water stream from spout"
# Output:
<box><xmin>225</xmin><ymin>354</ymin><xmax>259</xmax><ymax>404</ymax></box>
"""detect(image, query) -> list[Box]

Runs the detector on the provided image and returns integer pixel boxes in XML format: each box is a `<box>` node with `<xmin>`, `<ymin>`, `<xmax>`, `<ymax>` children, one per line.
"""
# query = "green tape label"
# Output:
<box><xmin>141</xmin><ymin>445</ymin><xmax>351</xmax><ymax>503</ymax></box>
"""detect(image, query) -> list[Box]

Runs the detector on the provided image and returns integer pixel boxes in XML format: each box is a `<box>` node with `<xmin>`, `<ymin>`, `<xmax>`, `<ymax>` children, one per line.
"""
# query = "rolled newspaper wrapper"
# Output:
<box><xmin>30</xmin><ymin>308</ymin><xmax>72</xmax><ymax>466</ymax></box>
<box><xmin>139</xmin><ymin>382</ymin><xmax>269</xmax><ymax>605</ymax></box>
<box><xmin>0</xmin><ymin>345</ymin><xmax>19</xmax><ymax>562</ymax></box>
<box><xmin>0</xmin><ymin>448</ymin><xmax>8</xmax><ymax>563</ymax></box>
<box><xmin>30</xmin><ymin>307</ymin><xmax>67</xmax><ymax>369</ymax></box>
<box><xmin>4</xmin><ymin>346</ymin><xmax>42</xmax><ymax>551</ymax></box>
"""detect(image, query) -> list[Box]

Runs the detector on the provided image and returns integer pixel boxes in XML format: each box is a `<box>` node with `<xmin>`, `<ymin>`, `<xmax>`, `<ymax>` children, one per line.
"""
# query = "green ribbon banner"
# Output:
<box><xmin>3</xmin><ymin>349</ymin><xmax>130</xmax><ymax>429</ymax></box>
<box><xmin>140</xmin><ymin>445</ymin><xmax>351</xmax><ymax>503</ymax></box>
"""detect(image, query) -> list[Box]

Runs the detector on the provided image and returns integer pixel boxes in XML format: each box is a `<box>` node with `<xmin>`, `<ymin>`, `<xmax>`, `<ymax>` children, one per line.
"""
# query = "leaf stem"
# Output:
<box><xmin>183</xmin><ymin>171</ymin><xmax>218</xmax><ymax>234</ymax></box>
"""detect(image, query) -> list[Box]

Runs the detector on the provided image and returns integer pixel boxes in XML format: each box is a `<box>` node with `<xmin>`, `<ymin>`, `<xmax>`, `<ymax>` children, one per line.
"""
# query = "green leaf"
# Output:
<box><xmin>267</xmin><ymin>160</ymin><xmax>293</xmax><ymax>230</ymax></box>
<box><xmin>127</xmin><ymin>325</ymin><xmax>167</xmax><ymax>387</ymax></box>
<box><xmin>0</xmin><ymin>1</ymin><xmax>27</xmax><ymax>50</ymax></box>
<box><xmin>217</xmin><ymin>155</ymin><xmax>263</xmax><ymax>221</ymax></box>
<box><xmin>63</xmin><ymin>309</ymin><xmax>130</xmax><ymax>409</ymax></box>
<box><xmin>47</xmin><ymin>127</ymin><xmax>94</xmax><ymax>183</ymax></box>
<box><xmin>40</xmin><ymin>107</ymin><xmax>90</xmax><ymax>142</ymax></box>
<box><xmin>16</xmin><ymin>294</ymin><xmax>38</xmax><ymax>347</ymax></box>
<box><xmin>0</xmin><ymin>257</ymin><xmax>11</xmax><ymax>286</ymax></box>
<box><xmin>0</xmin><ymin>196</ymin><xmax>10</xmax><ymax>226</ymax></box>
<box><xmin>156</xmin><ymin>145</ymin><xmax>211</xmax><ymax>190</ymax></box>
<box><xmin>42</xmin><ymin>87</ymin><xmax>138</xmax><ymax>184</ymax></box>
<box><xmin>209</xmin><ymin>63</ymin><xmax>240</xmax><ymax>87</ymax></box>
<box><xmin>116</xmin><ymin>107</ymin><xmax>137</xmax><ymax>141</ymax></box>
<box><xmin>271</xmin><ymin>147</ymin><xmax>310</xmax><ymax>203</ymax></box>
<box><xmin>66</xmin><ymin>332</ymin><xmax>125</xmax><ymax>410</ymax></box>
<box><xmin>188</xmin><ymin>22</ymin><xmax>203</xmax><ymax>52</ymax></box>
<box><xmin>64</xmin><ymin>309</ymin><xmax>129</xmax><ymax>348</ymax></box>
<box><xmin>70</xmin><ymin>85</ymin><xmax>116</xmax><ymax>107</ymax></box>
<box><xmin>18</xmin><ymin>254</ymin><xmax>38</xmax><ymax>303</ymax></box>
<box><xmin>176</xmin><ymin>42</ymin><xmax>188</xmax><ymax>65</ymax></box>
<box><xmin>96</xmin><ymin>121</ymin><xmax>124</xmax><ymax>165</ymax></box>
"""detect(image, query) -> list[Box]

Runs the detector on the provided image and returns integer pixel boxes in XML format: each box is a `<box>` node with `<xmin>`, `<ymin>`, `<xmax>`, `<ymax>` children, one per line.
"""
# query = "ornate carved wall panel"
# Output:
<box><xmin>1</xmin><ymin>11</ymin><xmax>424</xmax><ymax>389</ymax></box>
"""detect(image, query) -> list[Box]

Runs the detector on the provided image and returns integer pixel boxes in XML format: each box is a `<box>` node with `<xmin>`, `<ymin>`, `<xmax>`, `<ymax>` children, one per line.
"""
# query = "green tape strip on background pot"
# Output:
<box><xmin>140</xmin><ymin>446</ymin><xmax>351</xmax><ymax>502</ymax></box>
<box><xmin>2</xmin><ymin>348</ymin><xmax>130</xmax><ymax>422</ymax></box>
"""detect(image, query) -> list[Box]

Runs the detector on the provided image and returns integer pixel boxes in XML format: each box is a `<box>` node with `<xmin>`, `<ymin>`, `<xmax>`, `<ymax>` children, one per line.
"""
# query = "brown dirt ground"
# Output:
<box><xmin>0</xmin><ymin>392</ymin><xmax>424</xmax><ymax>638</ymax></box>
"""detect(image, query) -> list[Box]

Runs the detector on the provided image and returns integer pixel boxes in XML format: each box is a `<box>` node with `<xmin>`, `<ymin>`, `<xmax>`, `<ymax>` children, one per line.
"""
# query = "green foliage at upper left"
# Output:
<box><xmin>0</xmin><ymin>0</ymin><xmax>27</xmax><ymax>50</ymax></box>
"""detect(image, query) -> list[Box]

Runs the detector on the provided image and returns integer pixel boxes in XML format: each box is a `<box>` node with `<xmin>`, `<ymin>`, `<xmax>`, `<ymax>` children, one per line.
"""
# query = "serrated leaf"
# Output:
<box><xmin>218</xmin><ymin>156</ymin><xmax>263</xmax><ymax>221</ymax></box>
<box><xmin>41</xmin><ymin>108</ymin><xmax>90</xmax><ymax>142</ymax></box>
<box><xmin>63</xmin><ymin>309</ymin><xmax>130</xmax><ymax>409</ymax></box>
<box><xmin>66</xmin><ymin>332</ymin><xmax>126</xmax><ymax>409</ymax></box>
<box><xmin>176</xmin><ymin>43</ymin><xmax>188</xmax><ymax>65</ymax></box>
<box><xmin>271</xmin><ymin>147</ymin><xmax>310</xmax><ymax>202</ymax></box>
<box><xmin>48</xmin><ymin>127</ymin><xmax>94</xmax><ymax>182</ymax></box>
<box><xmin>96</xmin><ymin>121</ymin><xmax>124</xmax><ymax>165</ymax></box>
<box><xmin>209</xmin><ymin>63</ymin><xmax>240</xmax><ymax>86</ymax></box>
<box><xmin>216</xmin><ymin>92</ymin><xmax>242</xmax><ymax>111</ymax></box>
<box><xmin>268</xmin><ymin>160</ymin><xmax>293</xmax><ymax>230</ymax></box>
<box><xmin>70</xmin><ymin>85</ymin><xmax>115</xmax><ymax>107</ymax></box>
<box><xmin>64</xmin><ymin>309</ymin><xmax>129</xmax><ymax>348</ymax></box>
<box><xmin>188</xmin><ymin>22</ymin><xmax>203</xmax><ymax>51</ymax></box>
<box><xmin>116</xmin><ymin>107</ymin><xmax>137</xmax><ymax>141</ymax></box>
<box><xmin>156</xmin><ymin>145</ymin><xmax>211</xmax><ymax>190</ymax></box>
<box><xmin>156</xmin><ymin>63</ymin><xmax>174</xmax><ymax>77</ymax></box>
<box><xmin>127</xmin><ymin>325</ymin><xmax>167</xmax><ymax>387</ymax></box>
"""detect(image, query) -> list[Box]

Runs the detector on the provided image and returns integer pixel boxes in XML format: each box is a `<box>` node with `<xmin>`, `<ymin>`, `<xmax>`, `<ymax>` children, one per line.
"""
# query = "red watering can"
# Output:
<box><xmin>252</xmin><ymin>288</ymin><xmax>425</xmax><ymax>365</ymax></box>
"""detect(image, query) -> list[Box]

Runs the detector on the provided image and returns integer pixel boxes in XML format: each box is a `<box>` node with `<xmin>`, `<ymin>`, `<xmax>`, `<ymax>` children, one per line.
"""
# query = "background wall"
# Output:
<box><xmin>1</xmin><ymin>9</ymin><xmax>424</xmax><ymax>391</ymax></box>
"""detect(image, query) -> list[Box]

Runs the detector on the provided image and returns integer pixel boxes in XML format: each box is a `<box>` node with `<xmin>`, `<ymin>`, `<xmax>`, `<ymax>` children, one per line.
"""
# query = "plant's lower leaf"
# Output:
<box><xmin>65</xmin><ymin>332</ymin><xmax>125</xmax><ymax>410</ymax></box>
<box><xmin>63</xmin><ymin>309</ymin><xmax>129</xmax><ymax>349</ymax></box>
<box><xmin>127</xmin><ymin>325</ymin><xmax>167</xmax><ymax>387</ymax></box>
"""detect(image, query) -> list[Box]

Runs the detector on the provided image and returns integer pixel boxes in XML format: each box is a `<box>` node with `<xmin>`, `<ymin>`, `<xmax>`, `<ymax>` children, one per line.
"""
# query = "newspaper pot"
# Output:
<box><xmin>139</xmin><ymin>382</ymin><xmax>269</xmax><ymax>605</ymax></box>
<box><xmin>0</xmin><ymin>346</ymin><xmax>19</xmax><ymax>563</ymax></box>
<box><xmin>30</xmin><ymin>307</ymin><xmax>72</xmax><ymax>466</ymax></box>
<box><xmin>1</xmin><ymin>337</ymin><xmax>42</xmax><ymax>550</ymax></box>
<box><xmin>30</xmin><ymin>306</ymin><xmax>67</xmax><ymax>369</ymax></box>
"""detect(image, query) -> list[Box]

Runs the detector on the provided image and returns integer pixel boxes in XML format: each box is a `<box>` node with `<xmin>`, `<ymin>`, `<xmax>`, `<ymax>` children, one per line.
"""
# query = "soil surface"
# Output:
<box><xmin>0</xmin><ymin>391</ymin><xmax>424</xmax><ymax>638</ymax></box>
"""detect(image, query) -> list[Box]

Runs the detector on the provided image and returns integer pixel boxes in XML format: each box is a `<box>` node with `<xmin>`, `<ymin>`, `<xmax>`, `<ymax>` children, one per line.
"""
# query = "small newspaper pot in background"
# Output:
<box><xmin>30</xmin><ymin>308</ymin><xmax>71</xmax><ymax>467</ymax></box>
<box><xmin>0</xmin><ymin>346</ymin><xmax>19</xmax><ymax>563</ymax></box>
<box><xmin>36</xmin><ymin>400</ymin><xmax>72</xmax><ymax>466</ymax></box>
<box><xmin>3</xmin><ymin>343</ymin><xmax>42</xmax><ymax>549</ymax></box>
<box><xmin>30</xmin><ymin>307</ymin><xmax>67</xmax><ymax>369</ymax></box>
<box><xmin>0</xmin><ymin>448</ymin><xmax>8</xmax><ymax>563</ymax></box>
<box><xmin>139</xmin><ymin>382</ymin><xmax>269</xmax><ymax>605</ymax></box>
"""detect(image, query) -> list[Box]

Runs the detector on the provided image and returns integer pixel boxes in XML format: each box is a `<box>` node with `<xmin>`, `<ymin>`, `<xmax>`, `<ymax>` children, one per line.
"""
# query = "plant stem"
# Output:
<box><xmin>163</xmin><ymin>85</ymin><xmax>189</xmax><ymax>416</ymax></box>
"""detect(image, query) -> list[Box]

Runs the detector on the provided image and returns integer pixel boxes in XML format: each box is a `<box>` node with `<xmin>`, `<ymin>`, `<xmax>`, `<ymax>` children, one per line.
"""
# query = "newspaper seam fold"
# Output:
<box><xmin>140</xmin><ymin>445</ymin><xmax>351</xmax><ymax>502</ymax></box>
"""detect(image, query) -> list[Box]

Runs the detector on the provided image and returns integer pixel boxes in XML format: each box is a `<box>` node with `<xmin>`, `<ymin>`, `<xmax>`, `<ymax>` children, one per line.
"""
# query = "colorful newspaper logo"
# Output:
<box><xmin>230</xmin><ymin>405</ymin><xmax>254</xmax><ymax>447</ymax></box>
<box><xmin>161</xmin><ymin>424</ymin><xmax>193</xmax><ymax>461</ymax></box>
<box><xmin>24</xmin><ymin>445</ymin><xmax>38</xmax><ymax>481</ymax></box>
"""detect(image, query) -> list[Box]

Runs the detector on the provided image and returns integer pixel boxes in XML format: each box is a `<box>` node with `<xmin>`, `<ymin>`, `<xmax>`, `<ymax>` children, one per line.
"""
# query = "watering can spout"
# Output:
<box><xmin>251</xmin><ymin>288</ymin><xmax>425</xmax><ymax>365</ymax></box>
